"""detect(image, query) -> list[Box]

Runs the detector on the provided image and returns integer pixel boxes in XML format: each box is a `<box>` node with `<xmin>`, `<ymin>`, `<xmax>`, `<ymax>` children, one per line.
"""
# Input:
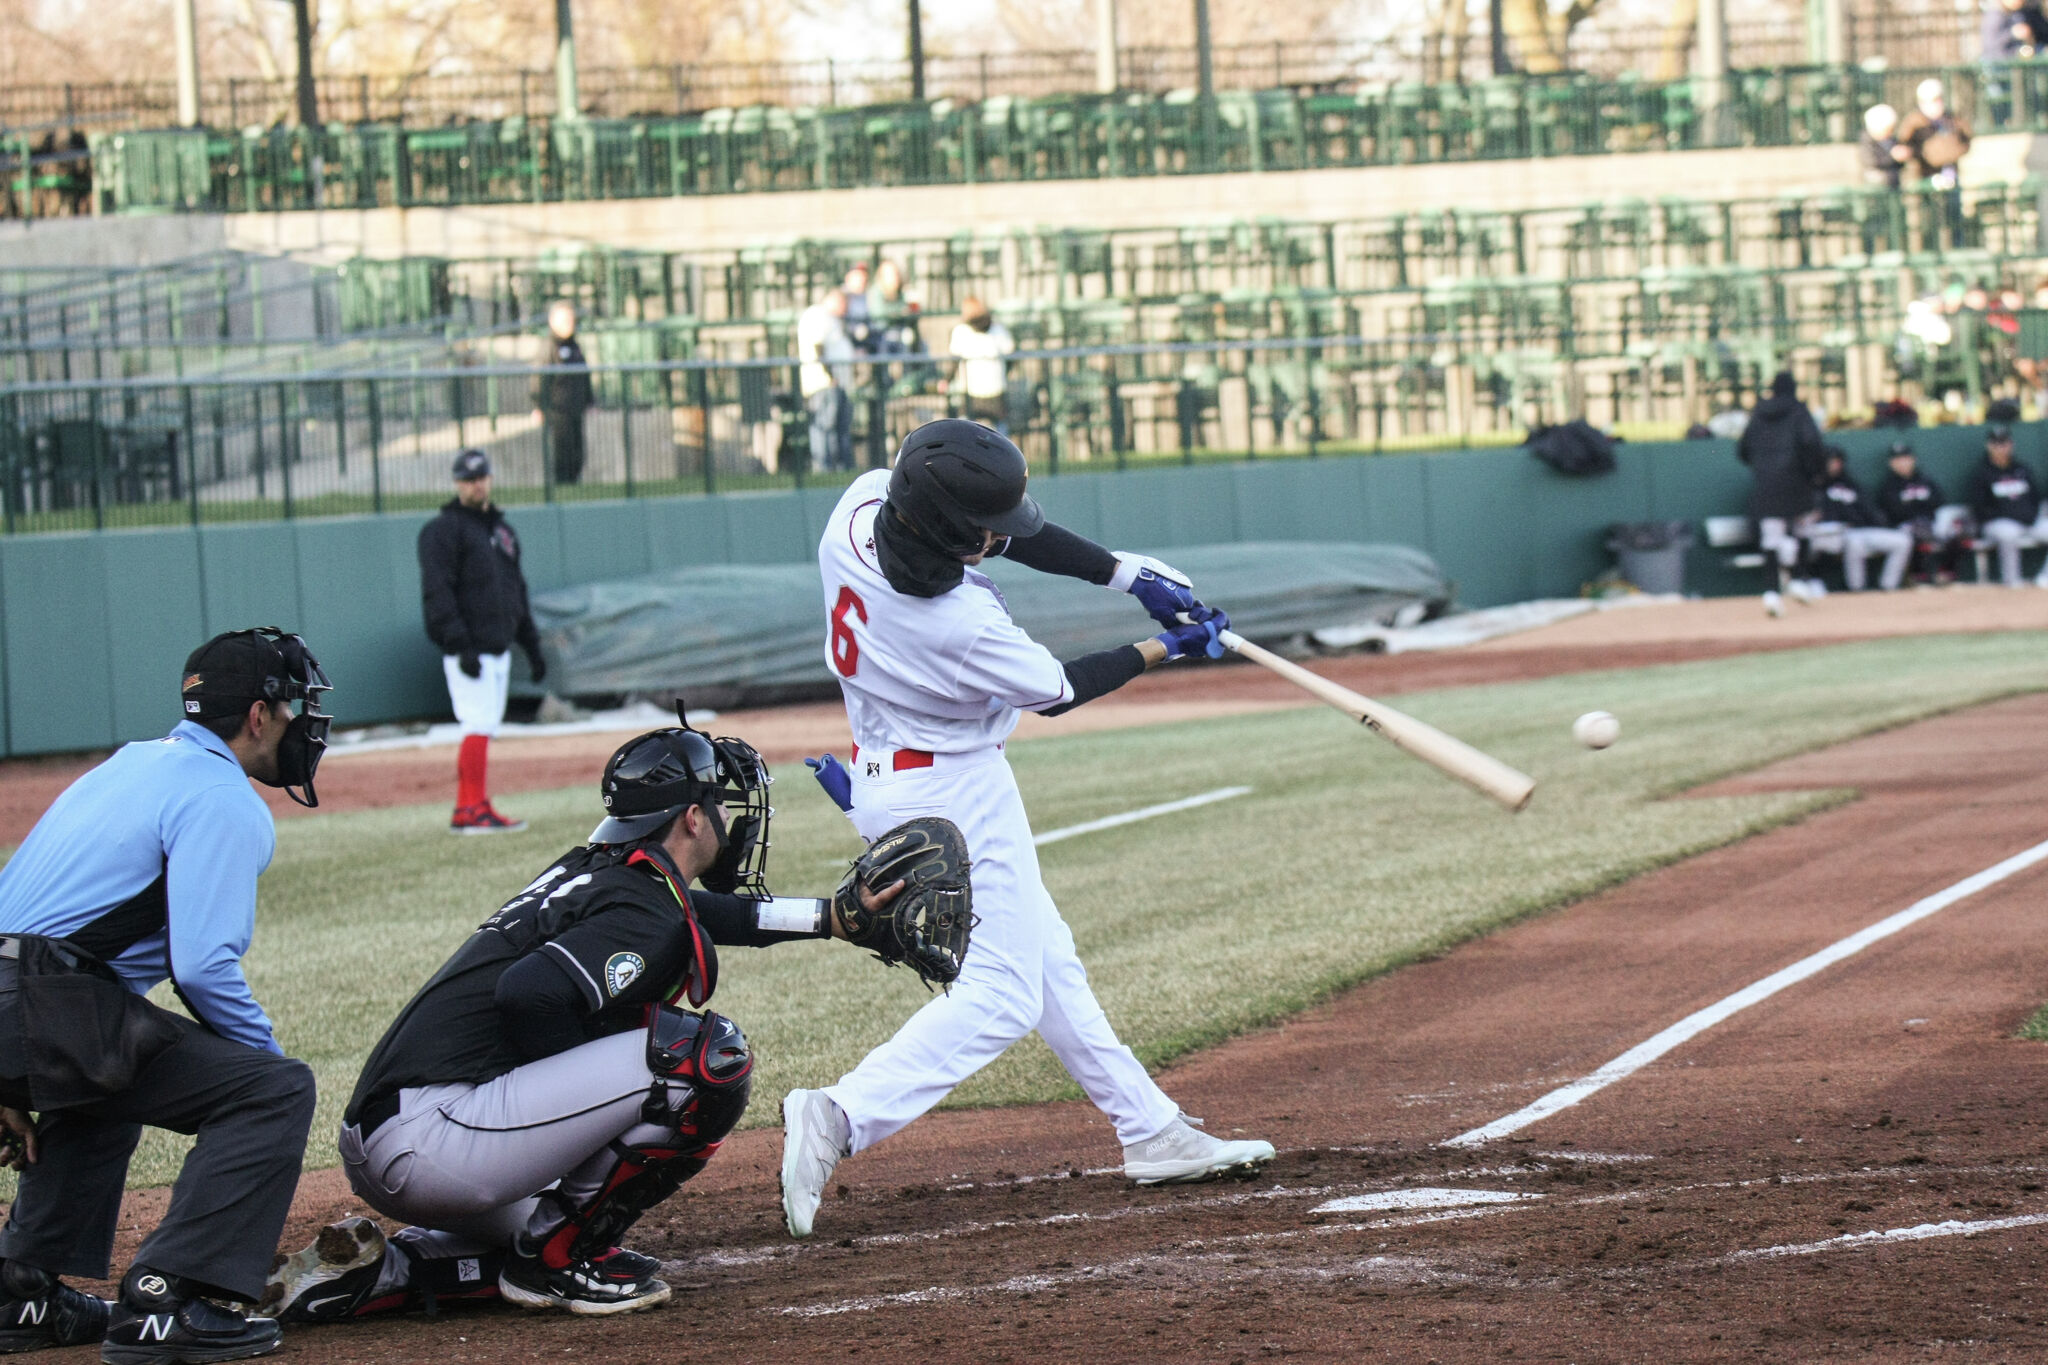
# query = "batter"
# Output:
<box><xmin>780</xmin><ymin>419</ymin><xmax>1275</xmax><ymax>1239</ymax></box>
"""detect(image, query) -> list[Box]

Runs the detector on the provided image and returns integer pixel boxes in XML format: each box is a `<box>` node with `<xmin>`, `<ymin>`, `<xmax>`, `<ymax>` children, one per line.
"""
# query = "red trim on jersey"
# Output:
<box><xmin>848</xmin><ymin>498</ymin><xmax>885</xmax><ymax>573</ymax></box>
<box><xmin>626</xmin><ymin>849</ymin><xmax>714</xmax><ymax>1007</ymax></box>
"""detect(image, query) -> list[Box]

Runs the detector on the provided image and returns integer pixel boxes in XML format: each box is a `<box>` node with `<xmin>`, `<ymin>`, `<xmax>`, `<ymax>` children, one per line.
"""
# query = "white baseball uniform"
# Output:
<box><xmin>816</xmin><ymin>469</ymin><xmax>1181</xmax><ymax>1151</ymax></box>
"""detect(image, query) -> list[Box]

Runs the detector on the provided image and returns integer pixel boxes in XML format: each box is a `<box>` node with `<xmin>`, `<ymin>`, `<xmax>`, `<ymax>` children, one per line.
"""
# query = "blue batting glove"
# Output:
<box><xmin>804</xmin><ymin>754</ymin><xmax>854</xmax><ymax>812</ymax></box>
<box><xmin>1112</xmin><ymin>551</ymin><xmax>1204</xmax><ymax>628</ymax></box>
<box><xmin>1155</xmin><ymin>618</ymin><xmax>1223</xmax><ymax>661</ymax></box>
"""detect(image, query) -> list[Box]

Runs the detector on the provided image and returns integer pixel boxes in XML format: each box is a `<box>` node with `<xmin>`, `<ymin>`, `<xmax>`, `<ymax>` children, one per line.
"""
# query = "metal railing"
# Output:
<box><xmin>0</xmin><ymin>300</ymin><xmax>1996</xmax><ymax>533</ymax></box>
<box><xmin>1</xmin><ymin>14</ymin><xmax>1971</xmax><ymax>133</ymax></box>
<box><xmin>83</xmin><ymin>63</ymin><xmax>2042</xmax><ymax>217</ymax></box>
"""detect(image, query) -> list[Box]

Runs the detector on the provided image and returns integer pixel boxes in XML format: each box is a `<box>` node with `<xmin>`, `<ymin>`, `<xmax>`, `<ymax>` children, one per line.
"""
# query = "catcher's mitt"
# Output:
<box><xmin>833</xmin><ymin>816</ymin><xmax>974</xmax><ymax>989</ymax></box>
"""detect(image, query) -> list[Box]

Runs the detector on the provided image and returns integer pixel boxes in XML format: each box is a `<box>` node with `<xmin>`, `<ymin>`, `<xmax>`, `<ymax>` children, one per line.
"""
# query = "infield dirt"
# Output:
<box><xmin>31</xmin><ymin>650</ymin><xmax>2048</xmax><ymax>1362</ymax></box>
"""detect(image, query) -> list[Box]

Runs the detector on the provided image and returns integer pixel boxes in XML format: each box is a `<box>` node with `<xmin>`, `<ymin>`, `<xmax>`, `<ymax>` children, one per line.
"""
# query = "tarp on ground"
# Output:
<box><xmin>528</xmin><ymin>541</ymin><xmax>1449</xmax><ymax>701</ymax></box>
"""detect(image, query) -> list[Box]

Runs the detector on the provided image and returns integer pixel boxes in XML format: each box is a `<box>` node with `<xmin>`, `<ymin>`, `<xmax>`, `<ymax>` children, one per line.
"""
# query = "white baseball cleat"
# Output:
<box><xmin>255</xmin><ymin>1217</ymin><xmax>387</xmax><ymax>1322</ymax></box>
<box><xmin>781</xmin><ymin>1088</ymin><xmax>851</xmax><ymax>1239</ymax></box>
<box><xmin>1762</xmin><ymin>590</ymin><xmax>1785</xmax><ymax>617</ymax></box>
<box><xmin>1123</xmin><ymin>1115</ymin><xmax>1276</xmax><ymax>1186</ymax></box>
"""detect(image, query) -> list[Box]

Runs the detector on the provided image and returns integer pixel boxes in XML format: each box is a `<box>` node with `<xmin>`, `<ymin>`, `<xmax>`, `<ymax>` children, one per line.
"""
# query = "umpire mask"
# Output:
<box><xmin>181</xmin><ymin>628</ymin><xmax>334</xmax><ymax>807</ymax></box>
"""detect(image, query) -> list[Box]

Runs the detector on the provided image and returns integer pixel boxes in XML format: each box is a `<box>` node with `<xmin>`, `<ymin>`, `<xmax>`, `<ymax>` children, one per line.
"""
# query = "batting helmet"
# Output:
<box><xmin>886</xmin><ymin>419</ymin><xmax>1043</xmax><ymax>558</ymax></box>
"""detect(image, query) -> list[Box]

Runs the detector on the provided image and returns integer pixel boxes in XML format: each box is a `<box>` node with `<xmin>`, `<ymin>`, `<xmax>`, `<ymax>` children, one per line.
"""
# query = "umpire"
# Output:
<box><xmin>0</xmin><ymin>628</ymin><xmax>330</xmax><ymax>1362</ymax></box>
<box><xmin>419</xmin><ymin>449</ymin><xmax>545</xmax><ymax>834</ymax></box>
<box><xmin>531</xmin><ymin>302</ymin><xmax>594</xmax><ymax>486</ymax></box>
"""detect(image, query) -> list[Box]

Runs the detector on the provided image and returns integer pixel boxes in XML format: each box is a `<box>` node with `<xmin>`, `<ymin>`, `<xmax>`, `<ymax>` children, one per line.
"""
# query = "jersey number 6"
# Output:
<box><xmin>830</xmin><ymin>585</ymin><xmax>867</xmax><ymax>678</ymax></box>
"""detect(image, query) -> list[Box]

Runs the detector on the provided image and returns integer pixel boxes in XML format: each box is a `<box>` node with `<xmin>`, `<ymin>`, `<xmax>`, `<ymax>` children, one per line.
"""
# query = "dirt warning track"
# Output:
<box><xmin>84</xmin><ymin>691</ymin><xmax>2034</xmax><ymax>1363</ymax></box>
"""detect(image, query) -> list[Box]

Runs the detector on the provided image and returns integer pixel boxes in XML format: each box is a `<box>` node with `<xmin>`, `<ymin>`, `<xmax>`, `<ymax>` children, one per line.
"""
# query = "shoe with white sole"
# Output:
<box><xmin>1123</xmin><ymin>1115</ymin><xmax>1276</xmax><ymax>1186</ymax></box>
<box><xmin>255</xmin><ymin>1218</ymin><xmax>387</xmax><ymax>1322</ymax></box>
<box><xmin>1762</xmin><ymin>590</ymin><xmax>1784</xmax><ymax>617</ymax></box>
<box><xmin>780</xmin><ymin>1088</ymin><xmax>850</xmax><ymax>1239</ymax></box>
<box><xmin>498</xmin><ymin>1243</ymin><xmax>668</xmax><ymax>1317</ymax></box>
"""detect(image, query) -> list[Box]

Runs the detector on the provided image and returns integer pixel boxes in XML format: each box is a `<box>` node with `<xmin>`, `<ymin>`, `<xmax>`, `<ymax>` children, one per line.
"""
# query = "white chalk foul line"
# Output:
<box><xmin>1033</xmin><ymin>786</ymin><xmax>1253</xmax><ymax>847</ymax></box>
<box><xmin>1720</xmin><ymin>1212</ymin><xmax>2048</xmax><ymax>1265</ymax></box>
<box><xmin>1445</xmin><ymin>834</ymin><xmax>2048</xmax><ymax>1148</ymax></box>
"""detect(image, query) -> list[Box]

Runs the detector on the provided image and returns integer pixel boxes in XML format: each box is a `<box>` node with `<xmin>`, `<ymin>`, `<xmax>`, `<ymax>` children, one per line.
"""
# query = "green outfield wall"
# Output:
<box><xmin>3</xmin><ymin>422</ymin><xmax>2036</xmax><ymax>759</ymax></box>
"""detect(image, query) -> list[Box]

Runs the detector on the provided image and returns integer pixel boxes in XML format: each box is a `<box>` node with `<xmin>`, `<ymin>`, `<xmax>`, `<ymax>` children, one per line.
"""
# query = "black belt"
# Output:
<box><xmin>352</xmin><ymin>1090</ymin><xmax>401</xmax><ymax>1137</ymax></box>
<box><xmin>0</xmin><ymin>936</ymin><xmax>90</xmax><ymax>973</ymax></box>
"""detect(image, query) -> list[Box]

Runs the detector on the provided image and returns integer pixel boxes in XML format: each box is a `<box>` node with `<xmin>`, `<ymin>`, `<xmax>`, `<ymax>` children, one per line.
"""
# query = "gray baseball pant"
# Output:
<box><xmin>338</xmin><ymin>1030</ymin><xmax>679</xmax><ymax>1254</ymax></box>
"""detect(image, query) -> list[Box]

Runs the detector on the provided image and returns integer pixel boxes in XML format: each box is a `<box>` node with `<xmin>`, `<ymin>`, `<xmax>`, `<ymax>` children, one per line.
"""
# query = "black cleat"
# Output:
<box><xmin>101</xmin><ymin>1267</ymin><xmax>280</xmax><ymax>1365</ymax></box>
<box><xmin>0</xmin><ymin>1259</ymin><xmax>109</xmax><ymax>1353</ymax></box>
<box><xmin>498</xmin><ymin>1243</ymin><xmax>669</xmax><ymax>1316</ymax></box>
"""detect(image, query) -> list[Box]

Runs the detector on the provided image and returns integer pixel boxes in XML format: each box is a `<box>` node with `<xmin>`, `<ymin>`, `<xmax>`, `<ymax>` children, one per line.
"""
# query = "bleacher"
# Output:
<box><xmin>80</xmin><ymin>62</ymin><xmax>2040</xmax><ymax>216</ymax></box>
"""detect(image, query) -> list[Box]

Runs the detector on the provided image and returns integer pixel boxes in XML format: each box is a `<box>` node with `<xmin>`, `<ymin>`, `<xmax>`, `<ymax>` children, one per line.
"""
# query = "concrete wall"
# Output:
<box><xmin>0</xmin><ymin>421</ymin><xmax>2033</xmax><ymax>759</ymax></box>
<box><xmin>8</xmin><ymin>134</ymin><xmax>2043</xmax><ymax>267</ymax></box>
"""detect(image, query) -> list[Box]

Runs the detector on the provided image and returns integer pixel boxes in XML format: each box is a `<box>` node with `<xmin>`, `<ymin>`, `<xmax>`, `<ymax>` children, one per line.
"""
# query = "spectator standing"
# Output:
<box><xmin>1897</xmin><ymin>79</ymin><xmax>1972</xmax><ymax>249</ymax></box>
<box><xmin>1875</xmin><ymin>440</ymin><xmax>1961</xmax><ymax>584</ymax></box>
<box><xmin>1737</xmin><ymin>371</ymin><xmax>1829</xmax><ymax>613</ymax></box>
<box><xmin>531</xmin><ymin>302</ymin><xmax>594</xmax><ymax>486</ymax></box>
<box><xmin>418</xmin><ymin>449</ymin><xmax>546</xmax><ymax>833</ymax></box>
<box><xmin>1967</xmin><ymin>423</ymin><xmax>2045</xmax><ymax>584</ymax></box>
<box><xmin>798</xmin><ymin>290</ymin><xmax>857</xmax><ymax>472</ymax></box>
<box><xmin>1859</xmin><ymin>104</ymin><xmax>1903</xmax><ymax>190</ymax></box>
<box><xmin>1816</xmin><ymin>448</ymin><xmax>1913</xmax><ymax>591</ymax></box>
<box><xmin>841</xmin><ymin>263</ymin><xmax>874</xmax><ymax>353</ymax></box>
<box><xmin>0</xmin><ymin>629</ymin><xmax>329</xmax><ymax>1361</ymax></box>
<box><xmin>947</xmin><ymin>297</ymin><xmax>1018</xmax><ymax>435</ymax></box>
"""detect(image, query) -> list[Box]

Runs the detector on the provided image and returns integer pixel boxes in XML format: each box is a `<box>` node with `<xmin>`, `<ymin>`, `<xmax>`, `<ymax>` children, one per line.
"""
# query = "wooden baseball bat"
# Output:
<box><xmin>1217</xmin><ymin>629</ymin><xmax>1536</xmax><ymax>812</ymax></box>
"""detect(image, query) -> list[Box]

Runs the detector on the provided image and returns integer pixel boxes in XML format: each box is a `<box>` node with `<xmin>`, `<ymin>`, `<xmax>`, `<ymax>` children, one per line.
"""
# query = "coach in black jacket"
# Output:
<box><xmin>418</xmin><ymin>449</ymin><xmax>545</xmax><ymax>833</ymax></box>
<box><xmin>531</xmin><ymin>302</ymin><xmax>594</xmax><ymax>486</ymax></box>
<box><xmin>1967</xmin><ymin>424</ymin><xmax>2045</xmax><ymax>586</ymax></box>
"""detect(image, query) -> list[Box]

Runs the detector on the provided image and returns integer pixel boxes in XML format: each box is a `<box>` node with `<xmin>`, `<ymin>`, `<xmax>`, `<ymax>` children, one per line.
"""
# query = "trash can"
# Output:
<box><xmin>1607</xmin><ymin>520</ymin><xmax>1695</xmax><ymax>595</ymax></box>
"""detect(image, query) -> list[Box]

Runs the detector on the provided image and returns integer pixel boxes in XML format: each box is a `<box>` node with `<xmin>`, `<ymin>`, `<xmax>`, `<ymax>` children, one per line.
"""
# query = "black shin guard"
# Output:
<box><xmin>539</xmin><ymin>1008</ymin><xmax>754</xmax><ymax>1268</ymax></box>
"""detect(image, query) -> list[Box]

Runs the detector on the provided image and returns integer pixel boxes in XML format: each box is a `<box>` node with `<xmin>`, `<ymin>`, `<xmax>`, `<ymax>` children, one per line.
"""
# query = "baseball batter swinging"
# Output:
<box><xmin>782</xmin><ymin>419</ymin><xmax>1275</xmax><ymax>1239</ymax></box>
<box><xmin>258</xmin><ymin>712</ymin><xmax>950</xmax><ymax>1323</ymax></box>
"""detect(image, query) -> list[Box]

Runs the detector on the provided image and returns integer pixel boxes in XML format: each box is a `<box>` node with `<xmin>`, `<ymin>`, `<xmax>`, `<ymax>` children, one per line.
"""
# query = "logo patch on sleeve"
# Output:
<box><xmin>605</xmin><ymin>951</ymin><xmax>646</xmax><ymax>997</ymax></box>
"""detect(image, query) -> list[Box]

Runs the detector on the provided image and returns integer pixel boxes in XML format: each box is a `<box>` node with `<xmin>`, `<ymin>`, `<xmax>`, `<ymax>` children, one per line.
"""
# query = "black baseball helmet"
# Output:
<box><xmin>886</xmin><ymin>419</ymin><xmax>1044</xmax><ymax>557</ymax></box>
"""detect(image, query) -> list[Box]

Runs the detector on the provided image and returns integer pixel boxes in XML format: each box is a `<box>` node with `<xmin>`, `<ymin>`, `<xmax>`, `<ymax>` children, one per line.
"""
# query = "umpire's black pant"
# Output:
<box><xmin>0</xmin><ymin>983</ymin><xmax>314</xmax><ymax>1301</ymax></box>
<box><xmin>545</xmin><ymin>411</ymin><xmax>587</xmax><ymax>485</ymax></box>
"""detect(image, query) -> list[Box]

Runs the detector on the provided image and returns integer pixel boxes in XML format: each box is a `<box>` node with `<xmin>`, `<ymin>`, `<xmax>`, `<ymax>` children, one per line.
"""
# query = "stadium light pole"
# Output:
<box><xmin>908</xmin><ymin>0</ymin><xmax>925</xmax><ymax>100</ymax></box>
<box><xmin>1489</xmin><ymin>0</ymin><xmax>1511</xmax><ymax>75</ymax></box>
<box><xmin>1096</xmin><ymin>0</ymin><xmax>1118</xmax><ymax>92</ymax></box>
<box><xmin>1696</xmin><ymin>0</ymin><xmax>1728</xmax><ymax>142</ymax></box>
<box><xmin>555</xmin><ymin>0</ymin><xmax>582</xmax><ymax>119</ymax></box>
<box><xmin>174</xmin><ymin>0</ymin><xmax>202</xmax><ymax>126</ymax></box>
<box><xmin>1193</xmin><ymin>0</ymin><xmax>1217</xmax><ymax>167</ymax></box>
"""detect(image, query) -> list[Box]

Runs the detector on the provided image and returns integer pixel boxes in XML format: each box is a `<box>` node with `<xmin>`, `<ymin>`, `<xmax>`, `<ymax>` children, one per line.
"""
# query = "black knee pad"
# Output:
<box><xmin>644</xmin><ymin>1006</ymin><xmax>753</xmax><ymax>1149</ymax></box>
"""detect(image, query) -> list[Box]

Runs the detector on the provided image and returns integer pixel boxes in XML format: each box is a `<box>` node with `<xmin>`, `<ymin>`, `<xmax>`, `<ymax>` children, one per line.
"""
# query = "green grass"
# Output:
<box><xmin>2019</xmin><ymin>1005</ymin><xmax>2048</xmax><ymax>1040</ymax></box>
<box><xmin>52</xmin><ymin>631</ymin><xmax>2048</xmax><ymax>1188</ymax></box>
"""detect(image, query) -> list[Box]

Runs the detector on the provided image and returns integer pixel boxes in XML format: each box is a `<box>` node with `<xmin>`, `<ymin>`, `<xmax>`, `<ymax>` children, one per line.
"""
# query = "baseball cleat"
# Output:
<box><xmin>498</xmin><ymin>1244</ymin><xmax>669</xmax><ymax>1317</ymax></box>
<box><xmin>1762</xmin><ymin>590</ymin><xmax>1785</xmax><ymax>617</ymax></box>
<box><xmin>254</xmin><ymin>1217</ymin><xmax>387</xmax><ymax>1322</ymax></box>
<box><xmin>1122</xmin><ymin>1115</ymin><xmax>1276</xmax><ymax>1186</ymax></box>
<box><xmin>780</xmin><ymin>1088</ymin><xmax>851</xmax><ymax>1239</ymax></box>
<box><xmin>102</xmin><ymin>1267</ymin><xmax>280</xmax><ymax>1364</ymax></box>
<box><xmin>0</xmin><ymin>1260</ymin><xmax>108</xmax><ymax>1354</ymax></box>
<box><xmin>450</xmin><ymin>804</ymin><xmax>526</xmax><ymax>835</ymax></box>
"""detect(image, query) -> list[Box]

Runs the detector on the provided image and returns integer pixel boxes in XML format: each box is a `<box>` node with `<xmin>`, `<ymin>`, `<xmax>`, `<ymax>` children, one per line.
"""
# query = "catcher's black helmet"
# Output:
<box><xmin>886</xmin><ymin>419</ymin><xmax>1043</xmax><ymax>557</ymax></box>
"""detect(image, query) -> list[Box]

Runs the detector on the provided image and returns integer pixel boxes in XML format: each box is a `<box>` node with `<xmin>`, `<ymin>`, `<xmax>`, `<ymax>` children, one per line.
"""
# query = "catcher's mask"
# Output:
<box><xmin>591</xmin><ymin>702</ymin><xmax>773</xmax><ymax>895</ymax></box>
<box><xmin>180</xmin><ymin>627</ymin><xmax>333</xmax><ymax>808</ymax></box>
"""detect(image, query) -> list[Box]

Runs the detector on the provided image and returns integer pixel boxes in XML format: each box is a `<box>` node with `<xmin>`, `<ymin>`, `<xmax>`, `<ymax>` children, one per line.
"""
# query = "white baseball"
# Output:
<box><xmin>1572</xmin><ymin>711</ymin><xmax>1620</xmax><ymax>749</ymax></box>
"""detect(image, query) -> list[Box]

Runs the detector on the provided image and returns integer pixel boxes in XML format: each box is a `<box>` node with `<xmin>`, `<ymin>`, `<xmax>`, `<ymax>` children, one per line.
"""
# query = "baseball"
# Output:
<box><xmin>1572</xmin><ymin>711</ymin><xmax>1620</xmax><ymax>749</ymax></box>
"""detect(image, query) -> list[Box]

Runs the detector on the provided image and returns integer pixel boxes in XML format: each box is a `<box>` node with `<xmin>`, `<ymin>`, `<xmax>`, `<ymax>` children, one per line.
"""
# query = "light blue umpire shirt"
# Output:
<box><xmin>0</xmin><ymin>719</ymin><xmax>280</xmax><ymax>1054</ymax></box>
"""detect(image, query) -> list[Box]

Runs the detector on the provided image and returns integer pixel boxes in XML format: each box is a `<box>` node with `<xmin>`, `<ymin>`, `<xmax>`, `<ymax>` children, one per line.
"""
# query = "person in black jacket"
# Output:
<box><xmin>256</xmin><ymin>718</ymin><xmax>903</xmax><ymax>1323</ymax></box>
<box><xmin>1967</xmin><ymin>424</ymin><xmax>2045</xmax><ymax>585</ymax></box>
<box><xmin>530</xmin><ymin>303</ymin><xmax>594</xmax><ymax>486</ymax></box>
<box><xmin>1814</xmin><ymin>448</ymin><xmax>1912</xmax><ymax>591</ymax></box>
<box><xmin>1737</xmin><ymin>371</ymin><xmax>1829</xmax><ymax>611</ymax></box>
<box><xmin>417</xmin><ymin>449</ymin><xmax>545</xmax><ymax>832</ymax></box>
<box><xmin>1875</xmin><ymin>441</ymin><xmax>1961</xmax><ymax>584</ymax></box>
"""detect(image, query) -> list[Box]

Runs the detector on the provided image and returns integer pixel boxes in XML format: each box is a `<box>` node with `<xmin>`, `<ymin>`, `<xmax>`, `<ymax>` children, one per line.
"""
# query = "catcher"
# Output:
<box><xmin>257</xmin><ymin>708</ymin><xmax>970</xmax><ymax>1323</ymax></box>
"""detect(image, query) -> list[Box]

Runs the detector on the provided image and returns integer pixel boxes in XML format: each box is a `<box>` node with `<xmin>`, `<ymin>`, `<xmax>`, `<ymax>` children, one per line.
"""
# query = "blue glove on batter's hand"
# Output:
<box><xmin>1111</xmin><ymin>551</ymin><xmax>1215</xmax><ymax>628</ymax></box>
<box><xmin>805</xmin><ymin>754</ymin><xmax>854</xmax><ymax>812</ymax></box>
<box><xmin>1155</xmin><ymin>616</ymin><xmax>1226</xmax><ymax>661</ymax></box>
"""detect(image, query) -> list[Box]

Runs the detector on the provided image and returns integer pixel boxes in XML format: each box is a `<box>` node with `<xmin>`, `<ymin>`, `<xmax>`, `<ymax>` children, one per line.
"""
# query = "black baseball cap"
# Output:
<box><xmin>1989</xmin><ymin>423</ymin><xmax>2014</xmax><ymax>442</ymax></box>
<box><xmin>1888</xmin><ymin>441</ymin><xmax>1914</xmax><ymax>457</ymax></box>
<box><xmin>452</xmin><ymin>449</ymin><xmax>491</xmax><ymax>481</ymax></box>
<box><xmin>181</xmin><ymin>630</ymin><xmax>306</xmax><ymax>721</ymax></box>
